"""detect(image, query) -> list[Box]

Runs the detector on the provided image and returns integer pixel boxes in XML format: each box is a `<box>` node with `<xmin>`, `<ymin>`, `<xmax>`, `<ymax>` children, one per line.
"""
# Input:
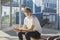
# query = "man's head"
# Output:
<box><xmin>24</xmin><ymin>7</ymin><xmax>31</xmax><ymax>17</ymax></box>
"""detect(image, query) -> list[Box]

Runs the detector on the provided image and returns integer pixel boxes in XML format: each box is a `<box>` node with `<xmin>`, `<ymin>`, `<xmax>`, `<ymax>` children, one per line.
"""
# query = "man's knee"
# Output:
<box><xmin>18</xmin><ymin>32</ymin><xmax>22</xmax><ymax>36</ymax></box>
<box><xmin>25</xmin><ymin>32</ymin><xmax>30</xmax><ymax>36</ymax></box>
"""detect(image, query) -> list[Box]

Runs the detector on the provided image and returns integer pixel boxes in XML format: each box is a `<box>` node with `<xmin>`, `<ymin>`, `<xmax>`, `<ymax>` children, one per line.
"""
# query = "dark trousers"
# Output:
<box><xmin>18</xmin><ymin>31</ymin><xmax>41</xmax><ymax>40</ymax></box>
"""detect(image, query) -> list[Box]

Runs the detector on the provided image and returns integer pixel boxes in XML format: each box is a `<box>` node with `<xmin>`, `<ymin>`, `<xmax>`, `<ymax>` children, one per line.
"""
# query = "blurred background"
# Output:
<box><xmin>0</xmin><ymin>0</ymin><xmax>60</xmax><ymax>40</ymax></box>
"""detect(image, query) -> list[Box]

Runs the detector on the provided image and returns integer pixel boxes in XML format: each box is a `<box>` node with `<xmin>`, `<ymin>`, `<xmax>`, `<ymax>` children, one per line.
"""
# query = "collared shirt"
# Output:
<box><xmin>24</xmin><ymin>15</ymin><xmax>42</xmax><ymax>33</ymax></box>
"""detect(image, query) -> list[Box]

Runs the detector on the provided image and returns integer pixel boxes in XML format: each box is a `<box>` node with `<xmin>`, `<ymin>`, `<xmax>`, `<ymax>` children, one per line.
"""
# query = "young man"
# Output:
<box><xmin>14</xmin><ymin>7</ymin><xmax>42</xmax><ymax>40</ymax></box>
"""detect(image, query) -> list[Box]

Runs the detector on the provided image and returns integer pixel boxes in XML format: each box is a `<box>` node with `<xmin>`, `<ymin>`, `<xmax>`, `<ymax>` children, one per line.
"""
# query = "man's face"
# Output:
<box><xmin>24</xmin><ymin>9</ymin><xmax>30</xmax><ymax>17</ymax></box>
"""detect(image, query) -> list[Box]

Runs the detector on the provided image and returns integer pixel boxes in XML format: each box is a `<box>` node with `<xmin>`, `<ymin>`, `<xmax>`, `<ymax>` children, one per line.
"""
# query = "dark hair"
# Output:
<box><xmin>24</xmin><ymin>7</ymin><xmax>31</xmax><ymax>12</ymax></box>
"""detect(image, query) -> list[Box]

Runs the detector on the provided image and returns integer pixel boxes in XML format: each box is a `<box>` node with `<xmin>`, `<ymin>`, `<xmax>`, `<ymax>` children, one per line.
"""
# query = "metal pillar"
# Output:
<box><xmin>57</xmin><ymin>0</ymin><xmax>60</xmax><ymax>30</ymax></box>
<box><xmin>33</xmin><ymin>0</ymin><xmax>35</xmax><ymax>14</ymax></box>
<box><xmin>10</xmin><ymin>0</ymin><xmax>12</xmax><ymax>26</ymax></box>
<box><xmin>0</xmin><ymin>0</ymin><xmax>2</xmax><ymax>29</ymax></box>
<box><xmin>19</xmin><ymin>0</ymin><xmax>21</xmax><ymax>27</ymax></box>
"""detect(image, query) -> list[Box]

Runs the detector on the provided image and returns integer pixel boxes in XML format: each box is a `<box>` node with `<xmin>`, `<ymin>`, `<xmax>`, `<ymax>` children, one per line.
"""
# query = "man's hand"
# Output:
<box><xmin>14</xmin><ymin>27</ymin><xmax>20</xmax><ymax>32</ymax></box>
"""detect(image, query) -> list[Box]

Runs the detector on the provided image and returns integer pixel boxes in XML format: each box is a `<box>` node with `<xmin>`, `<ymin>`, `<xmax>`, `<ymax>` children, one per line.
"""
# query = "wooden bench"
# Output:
<box><xmin>30</xmin><ymin>33</ymin><xmax>60</xmax><ymax>40</ymax></box>
<box><xmin>54</xmin><ymin>37</ymin><xmax>60</xmax><ymax>40</ymax></box>
<box><xmin>31</xmin><ymin>37</ymin><xmax>46</xmax><ymax>40</ymax></box>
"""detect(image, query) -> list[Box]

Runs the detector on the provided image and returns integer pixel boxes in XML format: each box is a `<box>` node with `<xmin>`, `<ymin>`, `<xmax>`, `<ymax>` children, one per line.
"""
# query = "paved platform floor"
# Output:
<box><xmin>0</xmin><ymin>24</ymin><xmax>60</xmax><ymax>40</ymax></box>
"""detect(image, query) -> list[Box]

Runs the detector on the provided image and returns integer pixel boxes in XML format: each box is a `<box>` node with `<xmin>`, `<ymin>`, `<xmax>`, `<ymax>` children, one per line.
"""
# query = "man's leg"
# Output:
<box><xmin>25</xmin><ymin>32</ymin><xmax>31</xmax><ymax>40</ymax></box>
<box><xmin>25</xmin><ymin>31</ymin><xmax>41</xmax><ymax>40</ymax></box>
<box><xmin>18</xmin><ymin>32</ymin><xmax>25</xmax><ymax>40</ymax></box>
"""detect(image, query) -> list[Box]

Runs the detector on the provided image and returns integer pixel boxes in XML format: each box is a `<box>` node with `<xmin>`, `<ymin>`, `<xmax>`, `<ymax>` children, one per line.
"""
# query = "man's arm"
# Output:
<box><xmin>22</xmin><ymin>25</ymin><xmax>35</xmax><ymax>32</ymax></box>
<box><xmin>27</xmin><ymin>25</ymin><xmax>35</xmax><ymax>32</ymax></box>
<box><xmin>14</xmin><ymin>24</ymin><xmax>27</xmax><ymax>32</ymax></box>
<box><xmin>21</xmin><ymin>24</ymin><xmax>27</xmax><ymax>32</ymax></box>
<box><xmin>14</xmin><ymin>25</ymin><xmax>35</xmax><ymax>32</ymax></box>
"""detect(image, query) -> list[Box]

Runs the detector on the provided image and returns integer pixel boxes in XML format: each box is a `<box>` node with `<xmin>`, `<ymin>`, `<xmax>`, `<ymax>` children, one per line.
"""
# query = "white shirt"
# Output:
<box><xmin>24</xmin><ymin>15</ymin><xmax>42</xmax><ymax>33</ymax></box>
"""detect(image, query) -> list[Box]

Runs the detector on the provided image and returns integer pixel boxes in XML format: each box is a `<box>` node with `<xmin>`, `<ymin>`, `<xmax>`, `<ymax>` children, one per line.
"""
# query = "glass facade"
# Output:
<box><xmin>0</xmin><ymin>0</ymin><xmax>60</xmax><ymax>30</ymax></box>
<box><xmin>22</xmin><ymin>0</ymin><xmax>41</xmax><ymax>14</ymax></box>
<box><xmin>42</xmin><ymin>0</ymin><xmax>56</xmax><ymax>8</ymax></box>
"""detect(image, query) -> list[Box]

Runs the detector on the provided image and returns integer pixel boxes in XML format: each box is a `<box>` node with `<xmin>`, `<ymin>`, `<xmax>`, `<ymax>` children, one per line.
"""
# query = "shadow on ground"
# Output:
<box><xmin>4</xmin><ymin>30</ymin><xmax>17</xmax><ymax>36</ymax></box>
